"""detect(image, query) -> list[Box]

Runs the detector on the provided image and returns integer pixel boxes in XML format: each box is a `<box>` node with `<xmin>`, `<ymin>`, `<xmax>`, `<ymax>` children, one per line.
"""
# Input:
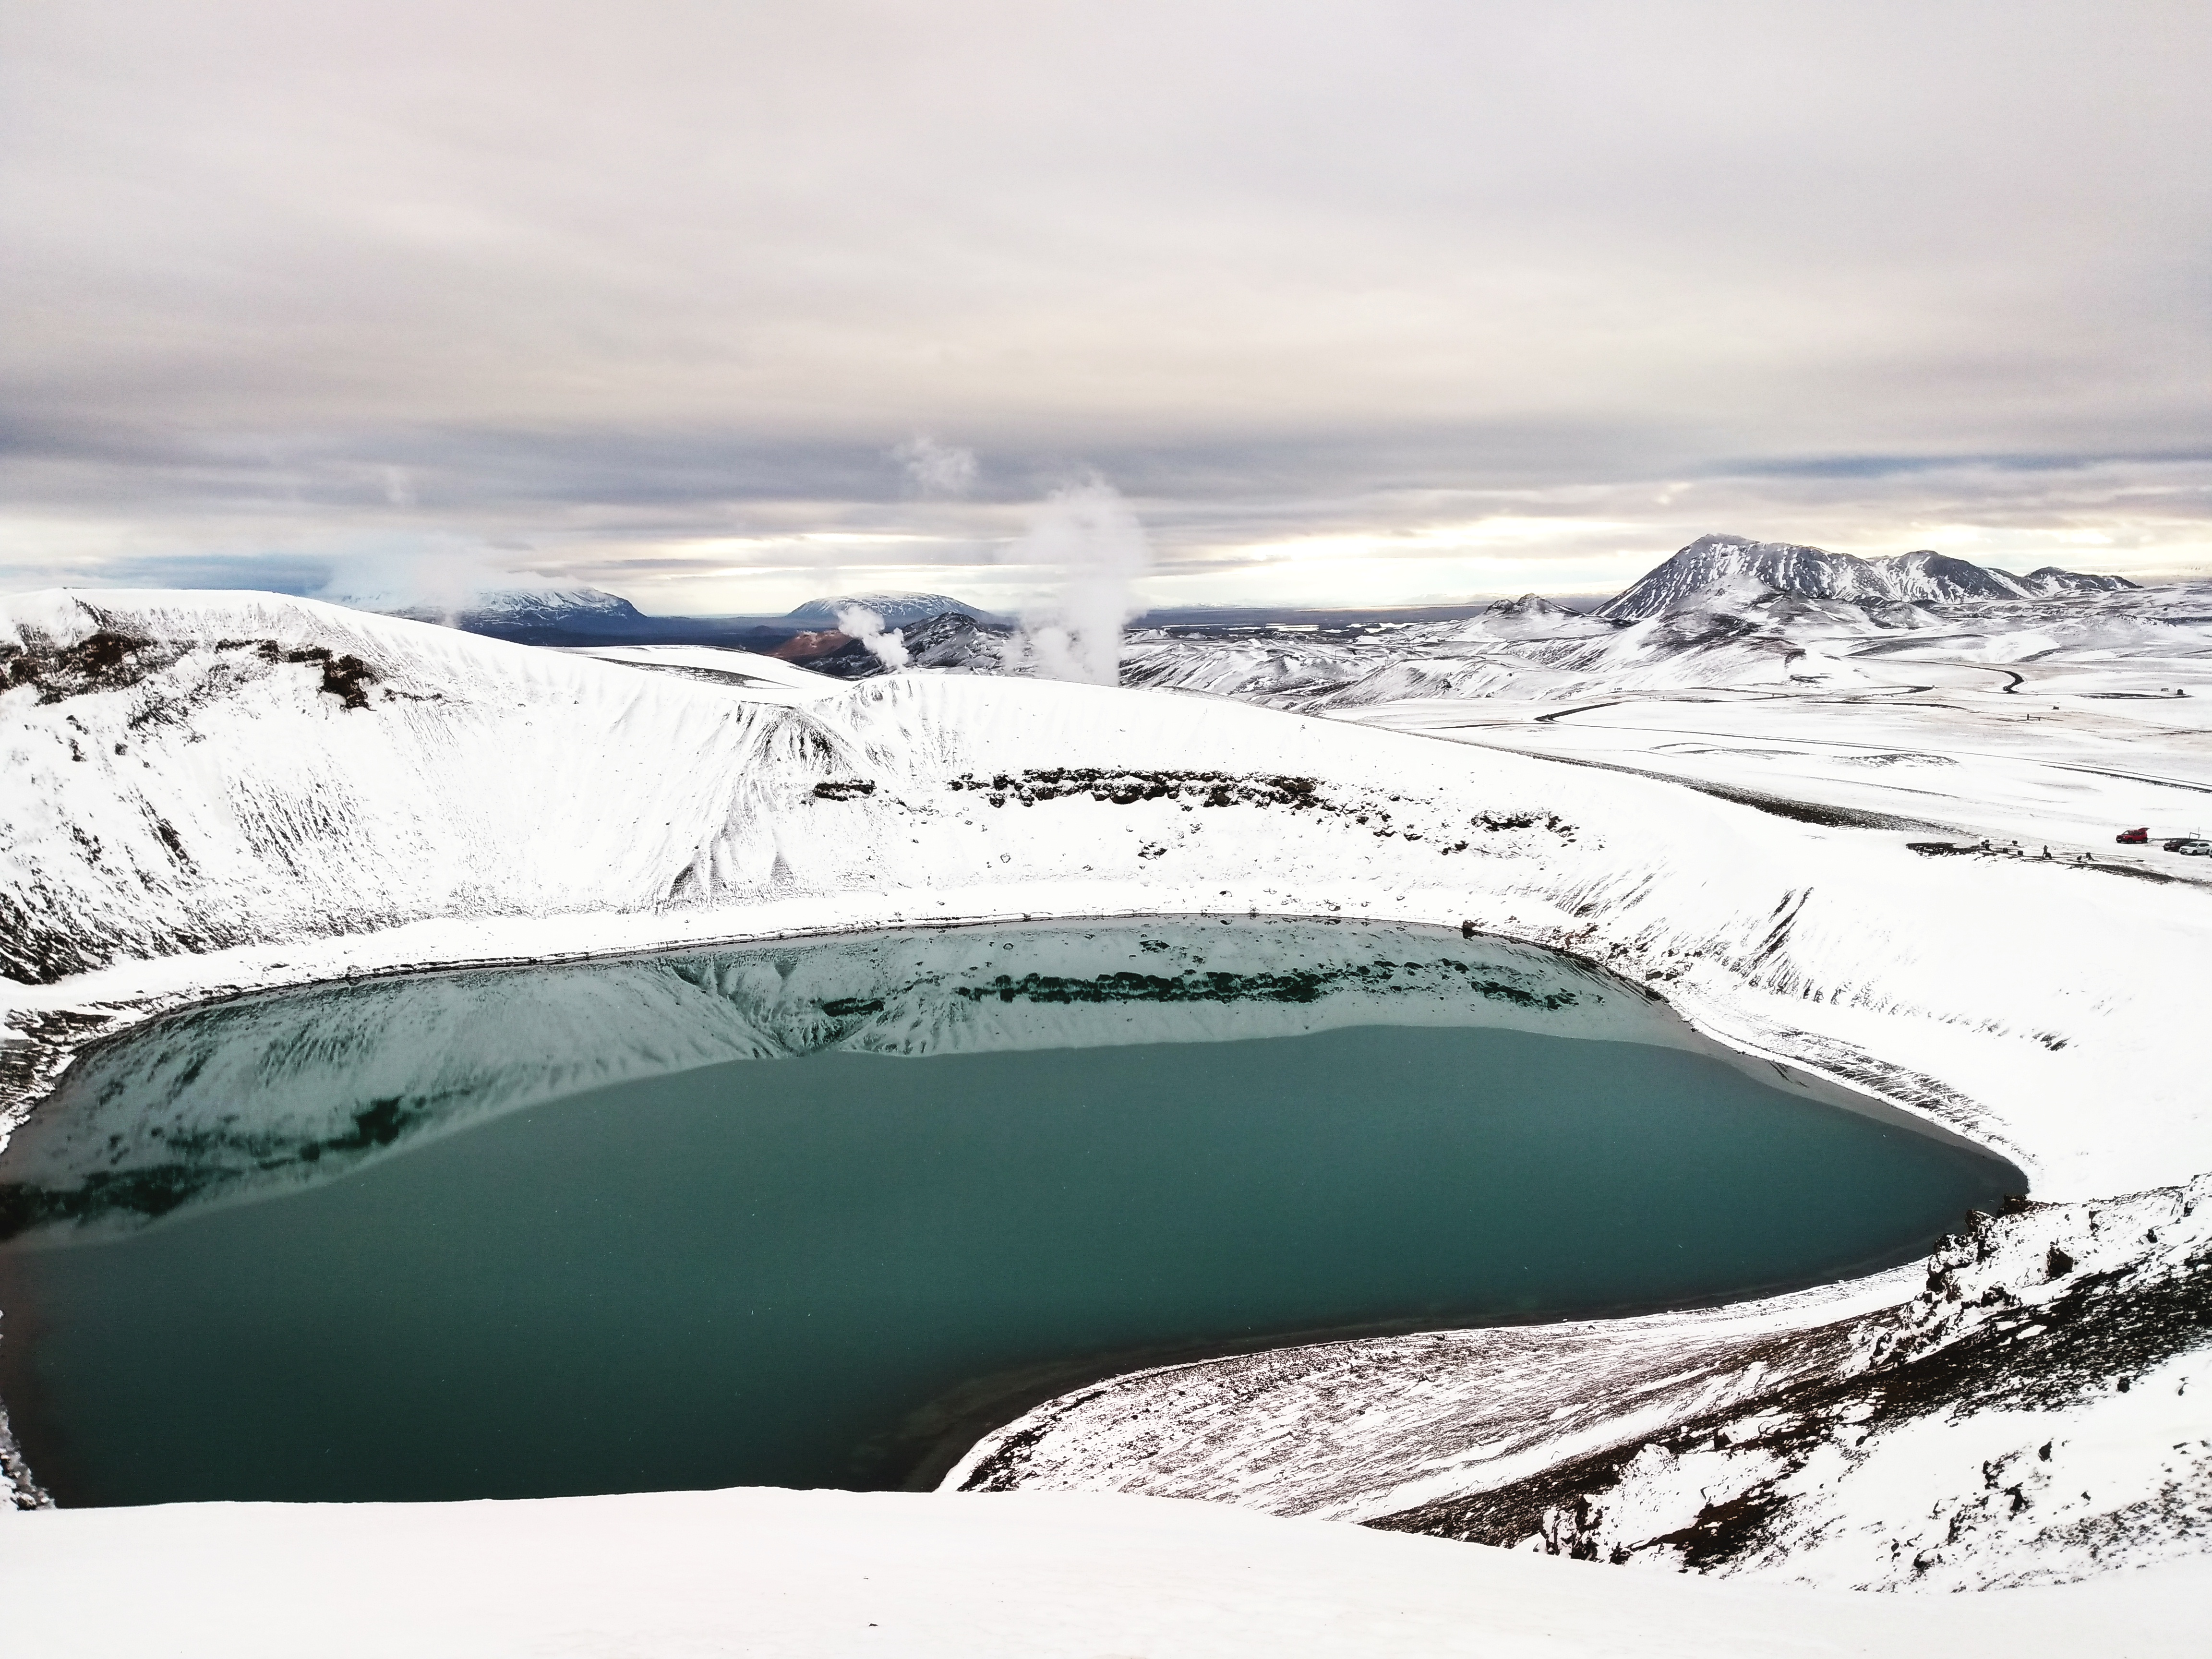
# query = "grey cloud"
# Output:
<box><xmin>3</xmin><ymin>1</ymin><xmax>2209</xmax><ymax>604</ymax></box>
<box><xmin>1721</xmin><ymin>451</ymin><xmax>2212</xmax><ymax>482</ymax></box>
<box><xmin>0</xmin><ymin>552</ymin><xmax>336</xmax><ymax>598</ymax></box>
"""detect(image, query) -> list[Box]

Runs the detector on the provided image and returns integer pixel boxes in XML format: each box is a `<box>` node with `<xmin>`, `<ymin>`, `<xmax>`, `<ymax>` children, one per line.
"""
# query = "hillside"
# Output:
<box><xmin>1</xmin><ymin>586</ymin><xmax>2208</xmax><ymax>1601</ymax></box>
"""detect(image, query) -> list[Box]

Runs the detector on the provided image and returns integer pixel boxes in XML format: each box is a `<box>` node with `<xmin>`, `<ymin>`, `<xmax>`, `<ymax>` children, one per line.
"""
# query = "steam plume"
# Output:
<box><xmin>834</xmin><ymin>604</ymin><xmax>911</xmax><ymax>670</ymax></box>
<box><xmin>1012</xmin><ymin>479</ymin><xmax>1152</xmax><ymax>686</ymax></box>
<box><xmin>316</xmin><ymin>541</ymin><xmax>562</xmax><ymax>623</ymax></box>
<box><xmin>893</xmin><ymin>435</ymin><xmax>979</xmax><ymax>498</ymax></box>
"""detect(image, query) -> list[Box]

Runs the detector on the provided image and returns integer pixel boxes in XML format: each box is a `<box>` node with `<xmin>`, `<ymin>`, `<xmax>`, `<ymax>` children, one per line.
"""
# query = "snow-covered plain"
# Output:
<box><xmin>2</xmin><ymin>570</ymin><xmax>2209</xmax><ymax>1648</ymax></box>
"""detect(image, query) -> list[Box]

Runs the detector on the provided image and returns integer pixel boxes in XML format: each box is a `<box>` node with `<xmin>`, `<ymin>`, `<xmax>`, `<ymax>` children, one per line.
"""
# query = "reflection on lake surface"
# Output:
<box><xmin>0</xmin><ymin>920</ymin><xmax>2020</xmax><ymax>1504</ymax></box>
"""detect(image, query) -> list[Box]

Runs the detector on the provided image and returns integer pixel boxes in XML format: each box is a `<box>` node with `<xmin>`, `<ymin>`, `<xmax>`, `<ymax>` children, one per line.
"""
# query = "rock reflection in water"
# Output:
<box><xmin>0</xmin><ymin>919</ymin><xmax>2023</xmax><ymax>1507</ymax></box>
<box><xmin>0</xmin><ymin>921</ymin><xmax>1655</xmax><ymax>1243</ymax></box>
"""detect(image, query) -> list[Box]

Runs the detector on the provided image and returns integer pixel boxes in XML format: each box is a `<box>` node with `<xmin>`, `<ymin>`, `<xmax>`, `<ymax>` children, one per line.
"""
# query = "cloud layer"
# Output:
<box><xmin>4</xmin><ymin>0</ymin><xmax>2209</xmax><ymax>609</ymax></box>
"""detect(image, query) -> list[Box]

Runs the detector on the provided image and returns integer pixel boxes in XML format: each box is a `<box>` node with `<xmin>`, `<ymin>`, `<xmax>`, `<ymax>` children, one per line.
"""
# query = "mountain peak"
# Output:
<box><xmin>1484</xmin><ymin>593</ymin><xmax>1576</xmax><ymax>619</ymax></box>
<box><xmin>785</xmin><ymin>593</ymin><xmax>995</xmax><ymax>630</ymax></box>
<box><xmin>344</xmin><ymin>584</ymin><xmax>648</xmax><ymax>627</ymax></box>
<box><xmin>1598</xmin><ymin>536</ymin><xmax>2130</xmax><ymax>621</ymax></box>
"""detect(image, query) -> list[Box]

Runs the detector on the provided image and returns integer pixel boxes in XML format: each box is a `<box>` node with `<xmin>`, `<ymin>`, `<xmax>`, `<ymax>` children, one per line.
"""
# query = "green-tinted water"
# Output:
<box><xmin>0</xmin><ymin>921</ymin><xmax>2018</xmax><ymax>1505</ymax></box>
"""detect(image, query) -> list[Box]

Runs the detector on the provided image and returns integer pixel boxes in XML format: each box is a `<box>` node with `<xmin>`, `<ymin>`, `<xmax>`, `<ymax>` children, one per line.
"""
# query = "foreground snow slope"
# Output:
<box><xmin>10</xmin><ymin>1489</ymin><xmax>2211</xmax><ymax>1659</ymax></box>
<box><xmin>955</xmin><ymin>1174</ymin><xmax>2212</xmax><ymax>1588</ymax></box>
<box><xmin>2</xmin><ymin>589</ymin><xmax>2208</xmax><ymax>1608</ymax></box>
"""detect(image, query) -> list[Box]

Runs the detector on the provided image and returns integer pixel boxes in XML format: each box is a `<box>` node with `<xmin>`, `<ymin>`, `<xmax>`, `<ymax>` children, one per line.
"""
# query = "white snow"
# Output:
<box><xmin>4</xmin><ymin>580</ymin><xmax>2211</xmax><ymax>1641</ymax></box>
<box><xmin>8</xmin><ymin>1488</ymin><xmax>2211</xmax><ymax>1659</ymax></box>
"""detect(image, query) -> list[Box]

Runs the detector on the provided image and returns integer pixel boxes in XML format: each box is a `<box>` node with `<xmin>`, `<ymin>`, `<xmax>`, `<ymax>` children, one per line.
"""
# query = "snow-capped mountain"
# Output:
<box><xmin>1597</xmin><ymin>533</ymin><xmax>2134</xmax><ymax>621</ymax></box>
<box><xmin>1455</xmin><ymin>592</ymin><xmax>1615</xmax><ymax>642</ymax></box>
<box><xmin>901</xmin><ymin>609</ymin><xmax>1016</xmax><ymax>671</ymax></box>
<box><xmin>765</xmin><ymin>608</ymin><xmax>1016</xmax><ymax>680</ymax></box>
<box><xmin>785</xmin><ymin>593</ymin><xmax>1003</xmax><ymax>630</ymax></box>
<box><xmin>344</xmin><ymin>583</ymin><xmax>642</xmax><ymax>626</ymax></box>
<box><xmin>355</xmin><ymin>584</ymin><xmax>661</xmax><ymax>644</ymax></box>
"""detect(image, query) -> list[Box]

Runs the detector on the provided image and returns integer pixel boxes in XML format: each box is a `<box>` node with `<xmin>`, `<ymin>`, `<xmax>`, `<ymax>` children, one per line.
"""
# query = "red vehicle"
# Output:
<box><xmin>2116</xmin><ymin>827</ymin><xmax>2150</xmax><ymax>844</ymax></box>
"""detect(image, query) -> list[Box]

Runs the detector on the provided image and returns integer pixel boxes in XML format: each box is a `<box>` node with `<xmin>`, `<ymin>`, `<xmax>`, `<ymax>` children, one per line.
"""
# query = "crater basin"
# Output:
<box><xmin>0</xmin><ymin>919</ymin><xmax>2020</xmax><ymax>1504</ymax></box>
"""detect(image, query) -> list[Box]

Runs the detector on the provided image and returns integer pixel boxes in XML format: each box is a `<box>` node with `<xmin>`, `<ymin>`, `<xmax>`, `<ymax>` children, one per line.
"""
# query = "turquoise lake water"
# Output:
<box><xmin>0</xmin><ymin>922</ymin><xmax>2020</xmax><ymax>1504</ymax></box>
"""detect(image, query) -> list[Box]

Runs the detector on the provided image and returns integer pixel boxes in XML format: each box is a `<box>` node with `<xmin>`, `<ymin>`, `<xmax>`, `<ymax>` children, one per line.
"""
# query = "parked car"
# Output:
<box><xmin>2116</xmin><ymin>827</ymin><xmax>2149</xmax><ymax>844</ymax></box>
<box><xmin>2174</xmin><ymin>839</ymin><xmax>2212</xmax><ymax>857</ymax></box>
<box><xmin>2162</xmin><ymin>837</ymin><xmax>2205</xmax><ymax>852</ymax></box>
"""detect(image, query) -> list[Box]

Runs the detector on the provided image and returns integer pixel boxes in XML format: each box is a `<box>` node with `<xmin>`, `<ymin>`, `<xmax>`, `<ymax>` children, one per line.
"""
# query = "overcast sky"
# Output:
<box><xmin>5</xmin><ymin>0</ymin><xmax>2209</xmax><ymax>613</ymax></box>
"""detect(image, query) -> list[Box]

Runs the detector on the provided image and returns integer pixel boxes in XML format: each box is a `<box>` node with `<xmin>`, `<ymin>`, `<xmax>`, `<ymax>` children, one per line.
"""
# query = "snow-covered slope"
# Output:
<box><xmin>953</xmin><ymin>1173</ymin><xmax>2212</xmax><ymax>1589</ymax></box>
<box><xmin>1348</xmin><ymin>689</ymin><xmax>2212</xmax><ymax>875</ymax></box>
<box><xmin>4</xmin><ymin>586</ymin><xmax>2210</xmax><ymax>1605</ymax></box>
<box><xmin>1381</xmin><ymin>1177</ymin><xmax>2212</xmax><ymax>1590</ymax></box>
<box><xmin>7</xmin><ymin>588</ymin><xmax>2205</xmax><ymax>1198</ymax></box>
<box><xmin>13</xmin><ymin>1487</ymin><xmax>2210</xmax><ymax>1659</ymax></box>
<box><xmin>15</xmin><ymin>1487</ymin><xmax>2212</xmax><ymax>1659</ymax></box>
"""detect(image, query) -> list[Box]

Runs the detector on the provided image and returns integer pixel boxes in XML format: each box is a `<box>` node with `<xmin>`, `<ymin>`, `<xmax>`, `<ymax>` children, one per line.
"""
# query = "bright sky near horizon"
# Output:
<box><xmin>4</xmin><ymin>0</ymin><xmax>2210</xmax><ymax>614</ymax></box>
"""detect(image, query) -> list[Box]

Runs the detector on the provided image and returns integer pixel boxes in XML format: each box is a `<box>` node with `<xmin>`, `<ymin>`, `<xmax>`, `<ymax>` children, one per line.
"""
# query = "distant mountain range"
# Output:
<box><xmin>343</xmin><ymin>538</ymin><xmax>2142</xmax><ymax>663</ymax></box>
<box><xmin>354</xmin><ymin>588</ymin><xmax>1008</xmax><ymax>650</ymax></box>
<box><xmin>1115</xmin><ymin>537</ymin><xmax>2178</xmax><ymax>710</ymax></box>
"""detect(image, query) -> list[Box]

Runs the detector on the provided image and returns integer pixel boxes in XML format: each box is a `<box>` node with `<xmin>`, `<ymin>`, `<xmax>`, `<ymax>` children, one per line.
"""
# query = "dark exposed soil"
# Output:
<box><xmin>3</xmin><ymin>630</ymin><xmax>379</xmax><ymax>711</ymax></box>
<box><xmin>947</xmin><ymin>768</ymin><xmax>1323</xmax><ymax>810</ymax></box>
<box><xmin>258</xmin><ymin>642</ymin><xmax>379</xmax><ymax>709</ymax></box>
<box><xmin>938</xmin><ymin>769</ymin><xmax>1577</xmax><ymax>854</ymax></box>
<box><xmin>0</xmin><ymin>893</ymin><xmax>118</xmax><ymax>986</ymax></box>
<box><xmin>2</xmin><ymin>631</ymin><xmax>175</xmax><ymax>701</ymax></box>
<box><xmin>952</xmin><ymin>960</ymin><xmax>1578</xmax><ymax>1011</ymax></box>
